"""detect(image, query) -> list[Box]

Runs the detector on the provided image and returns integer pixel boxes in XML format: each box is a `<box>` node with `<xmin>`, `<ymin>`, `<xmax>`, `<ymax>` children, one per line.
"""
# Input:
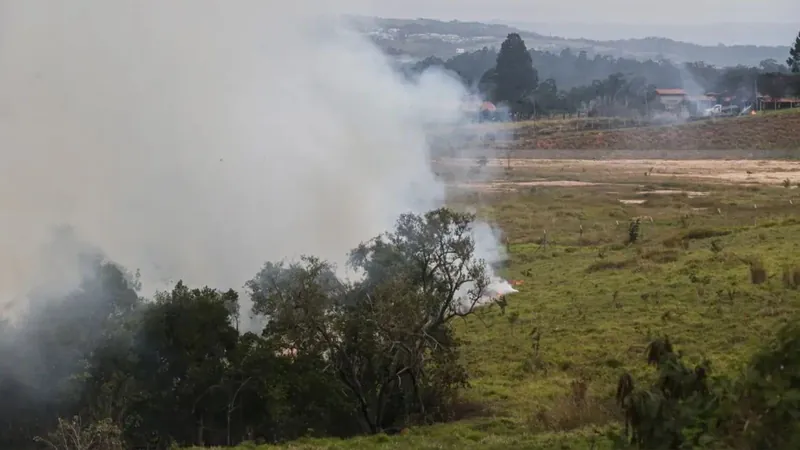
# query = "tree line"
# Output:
<box><xmin>406</xmin><ymin>29</ymin><xmax>800</xmax><ymax>118</ymax></box>
<box><xmin>0</xmin><ymin>209</ymin><xmax>493</xmax><ymax>449</ymax></box>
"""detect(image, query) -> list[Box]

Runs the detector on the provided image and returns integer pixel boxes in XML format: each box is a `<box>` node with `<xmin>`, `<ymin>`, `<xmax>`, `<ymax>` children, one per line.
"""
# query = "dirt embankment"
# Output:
<box><xmin>439</xmin><ymin>158</ymin><xmax>800</xmax><ymax>188</ymax></box>
<box><xmin>509</xmin><ymin>110</ymin><xmax>800</xmax><ymax>150</ymax></box>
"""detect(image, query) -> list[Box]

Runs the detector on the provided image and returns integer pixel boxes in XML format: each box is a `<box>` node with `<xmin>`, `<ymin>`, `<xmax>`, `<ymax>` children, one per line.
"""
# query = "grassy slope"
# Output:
<box><xmin>199</xmin><ymin>168</ymin><xmax>800</xmax><ymax>450</ymax></box>
<box><xmin>441</xmin><ymin>108</ymin><xmax>800</xmax><ymax>151</ymax></box>
<box><xmin>513</xmin><ymin>108</ymin><xmax>800</xmax><ymax>150</ymax></box>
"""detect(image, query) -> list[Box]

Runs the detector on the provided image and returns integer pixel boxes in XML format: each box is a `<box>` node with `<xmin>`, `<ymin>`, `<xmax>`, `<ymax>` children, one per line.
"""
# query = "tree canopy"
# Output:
<box><xmin>483</xmin><ymin>34</ymin><xmax>539</xmax><ymax>115</ymax></box>
<box><xmin>788</xmin><ymin>30</ymin><xmax>800</xmax><ymax>73</ymax></box>
<box><xmin>405</xmin><ymin>40</ymin><xmax>800</xmax><ymax>119</ymax></box>
<box><xmin>0</xmin><ymin>208</ymin><xmax>496</xmax><ymax>449</ymax></box>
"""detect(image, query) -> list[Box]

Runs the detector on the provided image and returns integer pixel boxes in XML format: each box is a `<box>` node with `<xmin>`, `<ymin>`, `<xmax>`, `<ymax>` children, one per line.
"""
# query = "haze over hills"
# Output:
<box><xmin>349</xmin><ymin>16</ymin><xmax>792</xmax><ymax>67</ymax></box>
<box><xmin>496</xmin><ymin>21</ymin><xmax>798</xmax><ymax>47</ymax></box>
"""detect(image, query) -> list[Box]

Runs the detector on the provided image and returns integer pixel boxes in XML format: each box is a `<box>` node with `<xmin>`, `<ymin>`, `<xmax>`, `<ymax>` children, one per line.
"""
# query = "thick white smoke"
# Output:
<box><xmin>0</xmin><ymin>1</ymin><xmax>511</xmax><ymax>324</ymax></box>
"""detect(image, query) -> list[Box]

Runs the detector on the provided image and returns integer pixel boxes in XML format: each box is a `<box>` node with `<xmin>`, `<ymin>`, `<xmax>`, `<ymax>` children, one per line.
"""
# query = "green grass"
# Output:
<box><xmin>207</xmin><ymin>172</ymin><xmax>800</xmax><ymax>450</ymax></box>
<box><xmin>193</xmin><ymin>423</ymin><xmax>616</xmax><ymax>450</ymax></box>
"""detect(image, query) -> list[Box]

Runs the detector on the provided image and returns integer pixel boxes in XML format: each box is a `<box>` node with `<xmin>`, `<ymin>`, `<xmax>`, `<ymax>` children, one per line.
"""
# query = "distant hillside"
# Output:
<box><xmin>496</xmin><ymin>21</ymin><xmax>798</xmax><ymax>47</ymax></box>
<box><xmin>348</xmin><ymin>17</ymin><xmax>790</xmax><ymax>67</ymax></box>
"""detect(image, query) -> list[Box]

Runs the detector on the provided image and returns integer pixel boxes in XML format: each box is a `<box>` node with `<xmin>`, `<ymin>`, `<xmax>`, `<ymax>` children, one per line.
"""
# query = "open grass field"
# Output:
<box><xmin>440</xmin><ymin>108</ymin><xmax>800</xmax><ymax>152</ymax></box>
<box><xmin>197</xmin><ymin>154</ymin><xmax>800</xmax><ymax>450</ymax></box>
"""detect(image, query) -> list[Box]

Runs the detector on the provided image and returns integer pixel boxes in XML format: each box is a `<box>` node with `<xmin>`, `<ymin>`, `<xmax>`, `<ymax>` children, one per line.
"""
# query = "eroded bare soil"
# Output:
<box><xmin>441</xmin><ymin>158</ymin><xmax>800</xmax><ymax>191</ymax></box>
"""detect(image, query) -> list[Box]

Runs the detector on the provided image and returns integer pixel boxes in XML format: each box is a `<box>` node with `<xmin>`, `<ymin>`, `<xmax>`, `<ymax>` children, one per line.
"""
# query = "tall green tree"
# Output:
<box><xmin>484</xmin><ymin>33</ymin><xmax>539</xmax><ymax>116</ymax></box>
<box><xmin>788</xmin><ymin>30</ymin><xmax>800</xmax><ymax>73</ymax></box>
<box><xmin>248</xmin><ymin>208</ymin><xmax>488</xmax><ymax>434</ymax></box>
<box><xmin>129</xmin><ymin>282</ymin><xmax>240</xmax><ymax>446</ymax></box>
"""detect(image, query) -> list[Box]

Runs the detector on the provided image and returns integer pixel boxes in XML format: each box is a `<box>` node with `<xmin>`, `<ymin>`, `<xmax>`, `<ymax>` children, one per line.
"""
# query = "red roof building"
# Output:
<box><xmin>480</xmin><ymin>101</ymin><xmax>497</xmax><ymax>112</ymax></box>
<box><xmin>655</xmin><ymin>88</ymin><xmax>686</xmax><ymax>96</ymax></box>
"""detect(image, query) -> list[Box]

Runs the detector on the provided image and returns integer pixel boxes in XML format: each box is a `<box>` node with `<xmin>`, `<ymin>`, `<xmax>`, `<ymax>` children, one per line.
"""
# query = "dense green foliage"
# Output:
<box><xmin>615</xmin><ymin>324</ymin><xmax>800</xmax><ymax>449</ymax></box>
<box><xmin>788</xmin><ymin>30</ymin><xmax>800</xmax><ymax>73</ymax></box>
<box><xmin>0</xmin><ymin>209</ymin><xmax>495</xmax><ymax>449</ymax></box>
<box><xmin>480</xmin><ymin>34</ymin><xmax>539</xmax><ymax>116</ymax></box>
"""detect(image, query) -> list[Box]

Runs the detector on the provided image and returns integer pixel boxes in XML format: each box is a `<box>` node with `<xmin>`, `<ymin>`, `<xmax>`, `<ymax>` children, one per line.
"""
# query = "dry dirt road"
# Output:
<box><xmin>439</xmin><ymin>157</ymin><xmax>800</xmax><ymax>189</ymax></box>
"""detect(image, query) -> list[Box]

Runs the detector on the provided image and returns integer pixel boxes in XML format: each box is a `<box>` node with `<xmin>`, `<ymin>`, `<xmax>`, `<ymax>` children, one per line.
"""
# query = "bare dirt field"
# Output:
<box><xmin>439</xmin><ymin>157</ymin><xmax>800</xmax><ymax>191</ymax></box>
<box><xmin>508</xmin><ymin>158</ymin><xmax>800</xmax><ymax>184</ymax></box>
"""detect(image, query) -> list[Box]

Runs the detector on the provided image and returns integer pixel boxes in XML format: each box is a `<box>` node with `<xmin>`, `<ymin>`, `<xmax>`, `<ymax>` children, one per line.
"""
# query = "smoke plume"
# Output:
<box><xmin>0</xmin><ymin>1</ymin><xmax>511</xmax><ymax>325</ymax></box>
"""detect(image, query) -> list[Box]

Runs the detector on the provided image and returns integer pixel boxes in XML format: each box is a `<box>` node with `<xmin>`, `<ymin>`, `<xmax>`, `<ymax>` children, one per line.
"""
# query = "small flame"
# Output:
<box><xmin>455</xmin><ymin>278</ymin><xmax>521</xmax><ymax>313</ymax></box>
<box><xmin>487</xmin><ymin>278</ymin><xmax>520</xmax><ymax>297</ymax></box>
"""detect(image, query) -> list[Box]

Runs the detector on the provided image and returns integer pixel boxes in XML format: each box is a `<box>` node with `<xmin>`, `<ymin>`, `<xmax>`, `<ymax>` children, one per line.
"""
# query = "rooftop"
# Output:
<box><xmin>655</xmin><ymin>88</ymin><xmax>686</xmax><ymax>96</ymax></box>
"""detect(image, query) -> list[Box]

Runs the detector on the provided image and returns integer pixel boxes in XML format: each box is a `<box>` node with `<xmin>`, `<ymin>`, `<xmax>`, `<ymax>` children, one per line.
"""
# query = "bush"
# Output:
<box><xmin>743</xmin><ymin>257</ymin><xmax>767</xmax><ymax>284</ymax></box>
<box><xmin>615</xmin><ymin>320</ymin><xmax>800</xmax><ymax>449</ymax></box>
<box><xmin>783</xmin><ymin>265</ymin><xmax>800</xmax><ymax>289</ymax></box>
<box><xmin>725</xmin><ymin>322</ymin><xmax>800</xmax><ymax>449</ymax></box>
<box><xmin>628</xmin><ymin>218</ymin><xmax>641</xmax><ymax>244</ymax></box>
<box><xmin>528</xmin><ymin>379</ymin><xmax>616</xmax><ymax>433</ymax></box>
<box><xmin>681</xmin><ymin>228</ymin><xmax>731</xmax><ymax>241</ymax></box>
<box><xmin>616</xmin><ymin>337</ymin><xmax>714</xmax><ymax>449</ymax></box>
<box><xmin>640</xmin><ymin>249</ymin><xmax>680</xmax><ymax>264</ymax></box>
<box><xmin>34</xmin><ymin>417</ymin><xmax>124</xmax><ymax>450</ymax></box>
<box><xmin>586</xmin><ymin>258</ymin><xmax>637</xmax><ymax>273</ymax></box>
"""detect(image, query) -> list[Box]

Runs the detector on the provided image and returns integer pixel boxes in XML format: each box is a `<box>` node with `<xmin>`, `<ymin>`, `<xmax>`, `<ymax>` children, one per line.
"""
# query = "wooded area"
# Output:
<box><xmin>406</xmin><ymin>30</ymin><xmax>800</xmax><ymax>118</ymax></box>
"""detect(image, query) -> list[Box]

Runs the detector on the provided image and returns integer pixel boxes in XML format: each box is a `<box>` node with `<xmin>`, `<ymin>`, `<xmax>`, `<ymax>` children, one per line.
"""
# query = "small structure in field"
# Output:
<box><xmin>655</xmin><ymin>88</ymin><xmax>687</xmax><ymax>109</ymax></box>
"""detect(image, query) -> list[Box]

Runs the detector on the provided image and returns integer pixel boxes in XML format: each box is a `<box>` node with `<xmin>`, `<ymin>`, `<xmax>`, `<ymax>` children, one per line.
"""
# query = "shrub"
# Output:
<box><xmin>641</xmin><ymin>249</ymin><xmax>680</xmax><ymax>264</ymax></box>
<box><xmin>628</xmin><ymin>218</ymin><xmax>641</xmax><ymax>244</ymax></box>
<box><xmin>681</xmin><ymin>228</ymin><xmax>731</xmax><ymax>241</ymax></box>
<box><xmin>743</xmin><ymin>257</ymin><xmax>768</xmax><ymax>284</ymax></box>
<box><xmin>783</xmin><ymin>265</ymin><xmax>800</xmax><ymax>289</ymax></box>
<box><xmin>616</xmin><ymin>338</ymin><xmax>715</xmax><ymax>449</ymax></box>
<box><xmin>615</xmin><ymin>321</ymin><xmax>800</xmax><ymax>450</ymax></box>
<box><xmin>34</xmin><ymin>417</ymin><xmax>124</xmax><ymax>450</ymax></box>
<box><xmin>528</xmin><ymin>378</ymin><xmax>616</xmax><ymax>433</ymax></box>
<box><xmin>725</xmin><ymin>322</ymin><xmax>800</xmax><ymax>449</ymax></box>
<box><xmin>586</xmin><ymin>258</ymin><xmax>636</xmax><ymax>273</ymax></box>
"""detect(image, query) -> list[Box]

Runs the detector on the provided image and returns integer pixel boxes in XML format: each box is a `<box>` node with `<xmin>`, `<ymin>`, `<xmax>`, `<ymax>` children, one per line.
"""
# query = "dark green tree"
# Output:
<box><xmin>788</xmin><ymin>30</ymin><xmax>800</xmax><ymax>73</ymax></box>
<box><xmin>485</xmin><ymin>33</ymin><xmax>539</xmax><ymax>116</ymax></box>
<box><xmin>129</xmin><ymin>282</ymin><xmax>240</xmax><ymax>447</ymax></box>
<box><xmin>534</xmin><ymin>78</ymin><xmax>561</xmax><ymax>112</ymax></box>
<box><xmin>0</xmin><ymin>251</ymin><xmax>141</xmax><ymax>450</ymax></box>
<box><xmin>758</xmin><ymin>72</ymin><xmax>790</xmax><ymax>105</ymax></box>
<box><xmin>248</xmin><ymin>208</ymin><xmax>488</xmax><ymax>434</ymax></box>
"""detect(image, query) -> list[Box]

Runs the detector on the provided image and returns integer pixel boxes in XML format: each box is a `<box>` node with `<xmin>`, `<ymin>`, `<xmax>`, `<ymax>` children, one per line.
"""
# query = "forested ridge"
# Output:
<box><xmin>404</xmin><ymin>30</ymin><xmax>800</xmax><ymax>118</ymax></box>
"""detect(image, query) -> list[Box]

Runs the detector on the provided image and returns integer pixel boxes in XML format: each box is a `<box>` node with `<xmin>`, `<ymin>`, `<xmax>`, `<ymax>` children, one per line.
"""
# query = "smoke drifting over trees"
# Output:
<box><xmin>0</xmin><ymin>1</ymin><xmax>513</xmax><ymax>448</ymax></box>
<box><xmin>408</xmin><ymin>31</ymin><xmax>800</xmax><ymax>118</ymax></box>
<box><xmin>0</xmin><ymin>1</ymin><xmax>505</xmax><ymax>315</ymax></box>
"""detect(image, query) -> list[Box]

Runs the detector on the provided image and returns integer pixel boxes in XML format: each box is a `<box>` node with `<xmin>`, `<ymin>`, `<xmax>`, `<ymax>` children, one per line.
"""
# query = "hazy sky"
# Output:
<box><xmin>354</xmin><ymin>0</ymin><xmax>800</xmax><ymax>25</ymax></box>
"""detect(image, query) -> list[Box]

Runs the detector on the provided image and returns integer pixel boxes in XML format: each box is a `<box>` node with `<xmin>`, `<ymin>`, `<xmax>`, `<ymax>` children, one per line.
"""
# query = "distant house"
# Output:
<box><xmin>655</xmin><ymin>89</ymin><xmax>718</xmax><ymax>114</ymax></box>
<box><xmin>655</xmin><ymin>88</ymin><xmax>687</xmax><ymax>109</ymax></box>
<box><xmin>461</xmin><ymin>99</ymin><xmax>500</xmax><ymax>122</ymax></box>
<box><xmin>687</xmin><ymin>94</ymin><xmax>717</xmax><ymax>110</ymax></box>
<box><xmin>480</xmin><ymin>101</ymin><xmax>496</xmax><ymax>113</ymax></box>
<box><xmin>705</xmin><ymin>92</ymin><xmax>734</xmax><ymax>104</ymax></box>
<box><xmin>478</xmin><ymin>102</ymin><xmax>499</xmax><ymax>121</ymax></box>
